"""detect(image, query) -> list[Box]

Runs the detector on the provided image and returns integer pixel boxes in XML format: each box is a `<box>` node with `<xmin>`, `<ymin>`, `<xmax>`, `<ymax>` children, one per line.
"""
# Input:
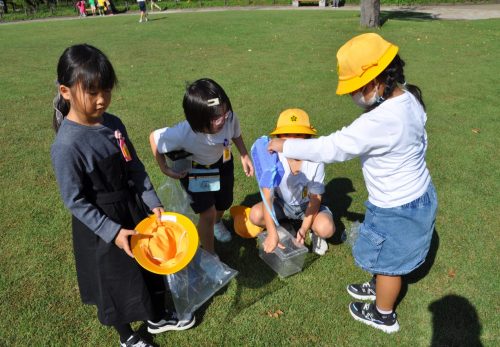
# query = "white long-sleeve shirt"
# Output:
<box><xmin>283</xmin><ymin>91</ymin><xmax>431</xmax><ymax>208</ymax></box>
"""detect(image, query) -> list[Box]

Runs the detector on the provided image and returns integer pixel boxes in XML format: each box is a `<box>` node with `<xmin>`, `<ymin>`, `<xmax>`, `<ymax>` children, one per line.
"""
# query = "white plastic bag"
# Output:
<box><xmin>166</xmin><ymin>248</ymin><xmax>238</xmax><ymax>319</ymax></box>
<box><xmin>157</xmin><ymin>177</ymin><xmax>198</xmax><ymax>224</ymax></box>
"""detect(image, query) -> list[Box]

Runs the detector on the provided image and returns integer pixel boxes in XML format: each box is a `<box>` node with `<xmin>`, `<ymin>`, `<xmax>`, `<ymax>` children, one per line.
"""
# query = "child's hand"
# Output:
<box><xmin>240</xmin><ymin>154</ymin><xmax>254</xmax><ymax>177</ymax></box>
<box><xmin>164</xmin><ymin>167</ymin><xmax>188</xmax><ymax>179</ymax></box>
<box><xmin>263</xmin><ymin>232</ymin><xmax>285</xmax><ymax>253</ymax></box>
<box><xmin>295</xmin><ymin>228</ymin><xmax>308</xmax><ymax>245</ymax></box>
<box><xmin>268</xmin><ymin>138</ymin><xmax>286</xmax><ymax>153</ymax></box>
<box><xmin>152</xmin><ymin>206</ymin><xmax>165</xmax><ymax>221</ymax></box>
<box><xmin>114</xmin><ymin>228</ymin><xmax>137</xmax><ymax>258</ymax></box>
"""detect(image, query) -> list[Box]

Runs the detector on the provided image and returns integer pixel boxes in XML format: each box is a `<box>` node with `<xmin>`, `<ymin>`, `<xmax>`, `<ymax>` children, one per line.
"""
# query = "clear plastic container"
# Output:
<box><xmin>257</xmin><ymin>226</ymin><xmax>308</xmax><ymax>278</ymax></box>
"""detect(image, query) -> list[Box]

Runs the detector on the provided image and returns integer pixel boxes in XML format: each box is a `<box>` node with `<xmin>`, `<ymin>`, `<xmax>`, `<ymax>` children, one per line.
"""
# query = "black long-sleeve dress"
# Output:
<box><xmin>51</xmin><ymin>113</ymin><xmax>165</xmax><ymax>325</ymax></box>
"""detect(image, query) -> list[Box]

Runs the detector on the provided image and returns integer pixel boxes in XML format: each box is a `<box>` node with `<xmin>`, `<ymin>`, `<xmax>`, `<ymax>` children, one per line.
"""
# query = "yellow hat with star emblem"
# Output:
<box><xmin>270</xmin><ymin>108</ymin><xmax>317</xmax><ymax>136</ymax></box>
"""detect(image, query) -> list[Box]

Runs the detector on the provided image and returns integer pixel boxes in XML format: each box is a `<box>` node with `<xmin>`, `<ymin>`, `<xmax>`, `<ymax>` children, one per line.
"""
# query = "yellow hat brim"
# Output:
<box><xmin>270</xmin><ymin>125</ymin><xmax>317</xmax><ymax>136</ymax></box>
<box><xmin>230</xmin><ymin>205</ymin><xmax>264</xmax><ymax>238</ymax></box>
<box><xmin>131</xmin><ymin>212</ymin><xmax>199</xmax><ymax>275</ymax></box>
<box><xmin>336</xmin><ymin>44</ymin><xmax>399</xmax><ymax>95</ymax></box>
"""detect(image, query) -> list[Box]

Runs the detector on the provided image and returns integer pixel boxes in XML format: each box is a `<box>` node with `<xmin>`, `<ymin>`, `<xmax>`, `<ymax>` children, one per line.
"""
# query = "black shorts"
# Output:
<box><xmin>138</xmin><ymin>1</ymin><xmax>146</xmax><ymax>11</ymax></box>
<box><xmin>180</xmin><ymin>156</ymin><xmax>234</xmax><ymax>214</ymax></box>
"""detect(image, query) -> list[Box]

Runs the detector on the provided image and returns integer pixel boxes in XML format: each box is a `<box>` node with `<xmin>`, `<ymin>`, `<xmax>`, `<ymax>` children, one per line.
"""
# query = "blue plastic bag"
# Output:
<box><xmin>251</xmin><ymin>136</ymin><xmax>284</xmax><ymax>188</ymax></box>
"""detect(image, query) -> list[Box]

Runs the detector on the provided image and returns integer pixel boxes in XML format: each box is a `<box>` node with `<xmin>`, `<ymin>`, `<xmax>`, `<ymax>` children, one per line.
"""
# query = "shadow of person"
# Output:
<box><xmin>324</xmin><ymin>177</ymin><xmax>364</xmax><ymax>244</ymax></box>
<box><xmin>210</xmin><ymin>191</ymin><xmax>300</xmax><ymax>334</ymax></box>
<box><xmin>428</xmin><ymin>295</ymin><xmax>483</xmax><ymax>347</ymax></box>
<box><xmin>394</xmin><ymin>228</ymin><xmax>440</xmax><ymax>308</ymax></box>
<box><xmin>216</xmin><ymin>226</ymin><xmax>288</xmax><ymax>335</ymax></box>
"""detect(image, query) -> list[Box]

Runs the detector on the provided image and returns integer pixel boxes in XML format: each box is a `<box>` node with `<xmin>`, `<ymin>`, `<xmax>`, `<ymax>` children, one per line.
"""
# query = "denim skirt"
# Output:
<box><xmin>353</xmin><ymin>182</ymin><xmax>438</xmax><ymax>276</ymax></box>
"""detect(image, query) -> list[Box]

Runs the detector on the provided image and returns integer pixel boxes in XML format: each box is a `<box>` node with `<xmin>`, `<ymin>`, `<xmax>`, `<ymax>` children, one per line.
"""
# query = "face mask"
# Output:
<box><xmin>351</xmin><ymin>84</ymin><xmax>382</xmax><ymax>108</ymax></box>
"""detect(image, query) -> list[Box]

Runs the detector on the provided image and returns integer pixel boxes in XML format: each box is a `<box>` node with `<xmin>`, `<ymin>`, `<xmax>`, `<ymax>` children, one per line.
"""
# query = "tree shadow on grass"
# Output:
<box><xmin>380</xmin><ymin>9</ymin><xmax>437</xmax><ymax>26</ymax></box>
<box><xmin>428</xmin><ymin>294</ymin><xmax>483</xmax><ymax>347</ymax></box>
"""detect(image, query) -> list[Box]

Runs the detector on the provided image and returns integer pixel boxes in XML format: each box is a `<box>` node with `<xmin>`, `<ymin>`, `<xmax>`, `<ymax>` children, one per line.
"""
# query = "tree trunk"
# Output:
<box><xmin>360</xmin><ymin>0</ymin><xmax>380</xmax><ymax>28</ymax></box>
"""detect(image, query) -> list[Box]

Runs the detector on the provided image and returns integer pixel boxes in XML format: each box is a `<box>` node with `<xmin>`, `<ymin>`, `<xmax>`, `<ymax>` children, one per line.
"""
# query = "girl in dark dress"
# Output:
<box><xmin>51</xmin><ymin>44</ymin><xmax>194</xmax><ymax>347</ymax></box>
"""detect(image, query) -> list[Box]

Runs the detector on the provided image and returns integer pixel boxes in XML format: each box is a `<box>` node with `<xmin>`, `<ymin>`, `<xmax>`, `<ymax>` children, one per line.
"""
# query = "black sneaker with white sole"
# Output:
<box><xmin>347</xmin><ymin>276</ymin><xmax>376</xmax><ymax>301</ymax></box>
<box><xmin>120</xmin><ymin>333</ymin><xmax>154</xmax><ymax>347</ymax></box>
<box><xmin>349</xmin><ymin>302</ymin><xmax>400</xmax><ymax>334</ymax></box>
<box><xmin>147</xmin><ymin>311</ymin><xmax>196</xmax><ymax>334</ymax></box>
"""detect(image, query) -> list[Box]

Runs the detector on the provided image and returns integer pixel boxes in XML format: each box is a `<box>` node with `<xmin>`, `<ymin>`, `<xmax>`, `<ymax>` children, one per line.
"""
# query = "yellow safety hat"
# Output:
<box><xmin>336</xmin><ymin>33</ymin><xmax>399</xmax><ymax>95</ymax></box>
<box><xmin>131</xmin><ymin>212</ymin><xmax>199</xmax><ymax>275</ymax></box>
<box><xmin>269</xmin><ymin>108</ymin><xmax>317</xmax><ymax>136</ymax></box>
<box><xmin>230</xmin><ymin>205</ymin><xmax>264</xmax><ymax>238</ymax></box>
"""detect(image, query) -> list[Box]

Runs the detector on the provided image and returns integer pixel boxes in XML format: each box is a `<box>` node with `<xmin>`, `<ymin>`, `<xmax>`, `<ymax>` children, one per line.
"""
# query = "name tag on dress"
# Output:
<box><xmin>188</xmin><ymin>168</ymin><xmax>221</xmax><ymax>192</ymax></box>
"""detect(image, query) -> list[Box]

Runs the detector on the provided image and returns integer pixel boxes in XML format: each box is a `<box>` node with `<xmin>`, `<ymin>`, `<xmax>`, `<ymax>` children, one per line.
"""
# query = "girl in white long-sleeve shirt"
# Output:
<box><xmin>269</xmin><ymin>33</ymin><xmax>437</xmax><ymax>334</ymax></box>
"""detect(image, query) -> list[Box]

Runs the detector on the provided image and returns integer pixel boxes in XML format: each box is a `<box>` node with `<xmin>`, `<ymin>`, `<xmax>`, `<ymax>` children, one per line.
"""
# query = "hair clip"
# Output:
<box><xmin>207</xmin><ymin>98</ymin><xmax>220</xmax><ymax>107</ymax></box>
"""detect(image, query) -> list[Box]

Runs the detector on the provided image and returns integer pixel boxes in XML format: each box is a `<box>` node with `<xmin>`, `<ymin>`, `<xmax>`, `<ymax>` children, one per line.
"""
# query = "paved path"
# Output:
<box><xmin>148</xmin><ymin>3</ymin><xmax>500</xmax><ymax>20</ymax></box>
<box><xmin>151</xmin><ymin>3</ymin><xmax>500</xmax><ymax>20</ymax></box>
<box><xmin>2</xmin><ymin>3</ymin><xmax>500</xmax><ymax>25</ymax></box>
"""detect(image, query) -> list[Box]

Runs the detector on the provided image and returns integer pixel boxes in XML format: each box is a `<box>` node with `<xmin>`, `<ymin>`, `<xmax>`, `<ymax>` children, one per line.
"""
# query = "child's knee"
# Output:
<box><xmin>249</xmin><ymin>204</ymin><xmax>263</xmax><ymax>225</ymax></box>
<box><xmin>314</xmin><ymin>214</ymin><xmax>335</xmax><ymax>238</ymax></box>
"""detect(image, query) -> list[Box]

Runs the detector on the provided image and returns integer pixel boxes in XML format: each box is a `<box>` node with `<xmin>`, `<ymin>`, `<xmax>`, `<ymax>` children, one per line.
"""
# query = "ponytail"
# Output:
<box><xmin>52</xmin><ymin>92</ymin><xmax>70</xmax><ymax>133</ymax></box>
<box><xmin>377</xmin><ymin>54</ymin><xmax>426</xmax><ymax>111</ymax></box>
<box><xmin>405</xmin><ymin>83</ymin><xmax>425</xmax><ymax>111</ymax></box>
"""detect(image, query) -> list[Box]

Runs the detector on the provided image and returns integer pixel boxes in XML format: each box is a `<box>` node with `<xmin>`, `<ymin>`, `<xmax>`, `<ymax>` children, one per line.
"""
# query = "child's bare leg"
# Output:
<box><xmin>311</xmin><ymin>211</ymin><xmax>335</xmax><ymax>239</ymax></box>
<box><xmin>198</xmin><ymin>206</ymin><xmax>216</xmax><ymax>254</ymax></box>
<box><xmin>215</xmin><ymin>209</ymin><xmax>225</xmax><ymax>223</ymax></box>
<box><xmin>375</xmin><ymin>275</ymin><xmax>401</xmax><ymax>311</ymax></box>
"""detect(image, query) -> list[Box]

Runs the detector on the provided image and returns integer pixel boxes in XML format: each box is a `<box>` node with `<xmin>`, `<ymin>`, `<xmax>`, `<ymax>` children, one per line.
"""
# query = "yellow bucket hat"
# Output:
<box><xmin>336</xmin><ymin>33</ymin><xmax>399</xmax><ymax>95</ymax></box>
<box><xmin>131</xmin><ymin>212</ymin><xmax>199</xmax><ymax>275</ymax></box>
<box><xmin>230</xmin><ymin>205</ymin><xmax>264</xmax><ymax>238</ymax></box>
<box><xmin>269</xmin><ymin>108</ymin><xmax>317</xmax><ymax>136</ymax></box>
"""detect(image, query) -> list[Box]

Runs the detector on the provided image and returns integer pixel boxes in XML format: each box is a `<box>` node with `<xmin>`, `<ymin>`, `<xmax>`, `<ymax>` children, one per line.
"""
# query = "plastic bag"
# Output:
<box><xmin>251</xmin><ymin>136</ymin><xmax>284</xmax><ymax>189</ymax></box>
<box><xmin>166</xmin><ymin>248</ymin><xmax>238</xmax><ymax>319</ymax></box>
<box><xmin>157</xmin><ymin>177</ymin><xmax>198</xmax><ymax>225</ymax></box>
<box><xmin>343</xmin><ymin>220</ymin><xmax>360</xmax><ymax>247</ymax></box>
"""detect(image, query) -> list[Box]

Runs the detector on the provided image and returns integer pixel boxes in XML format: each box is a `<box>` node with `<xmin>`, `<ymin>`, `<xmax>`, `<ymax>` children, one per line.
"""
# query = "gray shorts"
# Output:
<box><xmin>273</xmin><ymin>197</ymin><xmax>331</xmax><ymax>221</ymax></box>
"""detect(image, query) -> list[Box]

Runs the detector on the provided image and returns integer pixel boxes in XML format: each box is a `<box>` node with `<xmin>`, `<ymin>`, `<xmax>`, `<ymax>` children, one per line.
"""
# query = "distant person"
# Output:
<box><xmin>150</xmin><ymin>0</ymin><xmax>161</xmax><ymax>11</ymax></box>
<box><xmin>249</xmin><ymin>109</ymin><xmax>335</xmax><ymax>255</ymax></box>
<box><xmin>150</xmin><ymin>78</ymin><xmax>254</xmax><ymax>255</ymax></box>
<box><xmin>104</xmin><ymin>0</ymin><xmax>114</xmax><ymax>15</ymax></box>
<box><xmin>76</xmin><ymin>0</ymin><xmax>86</xmax><ymax>17</ymax></box>
<box><xmin>137</xmin><ymin>0</ymin><xmax>148</xmax><ymax>22</ymax></box>
<box><xmin>89</xmin><ymin>0</ymin><xmax>96</xmax><ymax>15</ymax></box>
<box><xmin>51</xmin><ymin>44</ymin><xmax>196</xmax><ymax>347</ymax></box>
<box><xmin>331</xmin><ymin>0</ymin><xmax>339</xmax><ymax>7</ymax></box>
<box><xmin>268</xmin><ymin>33</ymin><xmax>438</xmax><ymax>333</ymax></box>
<box><xmin>97</xmin><ymin>0</ymin><xmax>105</xmax><ymax>15</ymax></box>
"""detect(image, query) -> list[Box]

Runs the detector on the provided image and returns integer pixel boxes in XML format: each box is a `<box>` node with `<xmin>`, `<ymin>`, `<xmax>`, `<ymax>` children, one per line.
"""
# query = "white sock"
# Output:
<box><xmin>376</xmin><ymin>306</ymin><xmax>393</xmax><ymax>315</ymax></box>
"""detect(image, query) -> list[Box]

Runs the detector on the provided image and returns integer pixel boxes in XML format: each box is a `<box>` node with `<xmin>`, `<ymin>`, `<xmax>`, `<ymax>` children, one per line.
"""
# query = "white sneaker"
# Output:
<box><xmin>311</xmin><ymin>233</ymin><xmax>328</xmax><ymax>255</ymax></box>
<box><xmin>214</xmin><ymin>221</ymin><xmax>232</xmax><ymax>242</ymax></box>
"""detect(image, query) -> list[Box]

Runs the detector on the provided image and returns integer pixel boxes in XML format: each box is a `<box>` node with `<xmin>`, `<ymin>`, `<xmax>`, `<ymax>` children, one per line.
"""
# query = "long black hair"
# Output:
<box><xmin>182</xmin><ymin>78</ymin><xmax>233</xmax><ymax>133</ymax></box>
<box><xmin>52</xmin><ymin>44</ymin><xmax>117</xmax><ymax>132</ymax></box>
<box><xmin>376</xmin><ymin>54</ymin><xmax>426</xmax><ymax>111</ymax></box>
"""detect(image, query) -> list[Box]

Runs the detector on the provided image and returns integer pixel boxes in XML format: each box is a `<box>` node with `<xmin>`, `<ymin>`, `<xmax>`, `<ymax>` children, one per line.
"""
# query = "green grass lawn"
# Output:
<box><xmin>0</xmin><ymin>9</ymin><xmax>499</xmax><ymax>347</ymax></box>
